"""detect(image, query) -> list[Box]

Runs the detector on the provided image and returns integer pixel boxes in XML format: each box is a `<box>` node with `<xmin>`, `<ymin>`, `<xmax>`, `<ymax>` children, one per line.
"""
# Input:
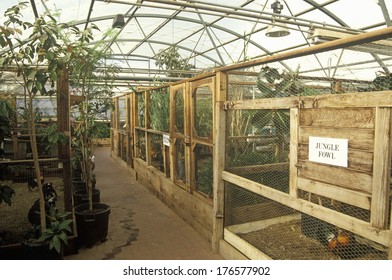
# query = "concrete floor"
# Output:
<box><xmin>65</xmin><ymin>147</ymin><xmax>223</xmax><ymax>260</ymax></box>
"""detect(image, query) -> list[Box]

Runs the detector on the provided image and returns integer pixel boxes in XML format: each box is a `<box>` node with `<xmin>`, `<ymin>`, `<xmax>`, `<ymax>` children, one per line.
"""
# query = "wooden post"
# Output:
<box><xmin>212</xmin><ymin>71</ymin><xmax>227</xmax><ymax>253</ymax></box>
<box><xmin>57</xmin><ymin>68</ymin><xmax>72</xmax><ymax>212</ymax></box>
<box><xmin>370</xmin><ymin>107</ymin><xmax>391</xmax><ymax>229</ymax></box>
<box><xmin>185</xmin><ymin>81</ymin><xmax>192</xmax><ymax>192</ymax></box>
<box><xmin>289</xmin><ymin>108</ymin><xmax>299</xmax><ymax>198</ymax></box>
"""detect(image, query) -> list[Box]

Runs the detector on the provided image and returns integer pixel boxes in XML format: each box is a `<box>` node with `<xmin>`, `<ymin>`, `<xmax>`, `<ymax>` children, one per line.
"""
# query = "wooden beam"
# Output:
<box><xmin>212</xmin><ymin>71</ymin><xmax>227</xmax><ymax>253</ymax></box>
<box><xmin>370</xmin><ymin>107</ymin><xmax>392</xmax><ymax>229</ymax></box>
<box><xmin>290</xmin><ymin>108</ymin><xmax>299</xmax><ymax>198</ymax></box>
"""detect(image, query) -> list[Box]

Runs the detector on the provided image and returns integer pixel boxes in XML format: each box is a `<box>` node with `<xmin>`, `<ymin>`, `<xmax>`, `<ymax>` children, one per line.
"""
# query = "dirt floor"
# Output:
<box><xmin>237</xmin><ymin>219</ymin><xmax>388</xmax><ymax>260</ymax></box>
<box><xmin>0</xmin><ymin>176</ymin><xmax>64</xmax><ymax>245</ymax></box>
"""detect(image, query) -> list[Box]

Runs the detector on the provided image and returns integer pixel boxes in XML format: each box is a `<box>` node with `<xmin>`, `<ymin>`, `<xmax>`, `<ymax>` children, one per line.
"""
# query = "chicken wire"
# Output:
<box><xmin>224</xmin><ymin>183</ymin><xmax>388</xmax><ymax>260</ymax></box>
<box><xmin>149</xmin><ymin>133</ymin><xmax>164</xmax><ymax>172</ymax></box>
<box><xmin>0</xmin><ymin>161</ymin><xmax>65</xmax><ymax>248</ymax></box>
<box><xmin>223</xmin><ymin>59</ymin><xmax>391</xmax><ymax>259</ymax></box>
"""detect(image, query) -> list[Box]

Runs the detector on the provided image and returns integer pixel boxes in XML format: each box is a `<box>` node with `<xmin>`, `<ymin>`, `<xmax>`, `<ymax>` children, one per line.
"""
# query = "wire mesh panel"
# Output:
<box><xmin>173</xmin><ymin>87</ymin><xmax>185</xmax><ymax>134</ymax></box>
<box><xmin>224</xmin><ymin>183</ymin><xmax>388</xmax><ymax>260</ymax></box>
<box><xmin>174</xmin><ymin>138</ymin><xmax>186</xmax><ymax>184</ymax></box>
<box><xmin>0</xmin><ymin>160</ymin><xmax>65</xmax><ymax>248</ymax></box>
<box><xmin>193</xmin><ymin>144</ymin><xmax>213</xmax><ymax>197</ymax></box>
<box><xmin>194</xmin><ymin>85</ymin><xmax>213</xmax><ymax>139</ymax></box>
<box><xmin>135</xmin><ymin>130</ymin><xmax>146</xmax><ymax>161</ymax></box>
<box><xmin>136</xmin><ymin>93</ymin><xmax>145</xmax><ymax>128</ymax></box>
<box><xmin>149</xmin><ymin>88</ymin><xmax>170</xmax><ymax>132</ymax></box>
<box><xmin>149</xmin><ymin>133</ymin><xmax>164</xmax><ymax>172</ymax></box>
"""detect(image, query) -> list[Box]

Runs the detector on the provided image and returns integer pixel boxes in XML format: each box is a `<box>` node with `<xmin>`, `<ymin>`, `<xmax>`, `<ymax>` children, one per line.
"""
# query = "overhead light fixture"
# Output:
<box><xmin>265</xmin><ymin>0</ymin><xmax>290</xmax><ymax>38</ymax></box>
<box><xmin>112</xmin><ymin>14</ymin><xmax>125</xmax><ymax>28</ymax></box>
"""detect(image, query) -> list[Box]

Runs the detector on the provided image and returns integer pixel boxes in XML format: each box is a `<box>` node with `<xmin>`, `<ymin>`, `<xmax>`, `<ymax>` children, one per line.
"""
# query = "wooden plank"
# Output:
<box><xmin>299</xmin><ymin>126</ymin><xmax>374</xmax><ymax>150</ymax></box>
<box><xmin>300</xmin><ymin>91</ymin><xmax>392</xmax><ymax>109</ymax></box>
<box><xmin>219</xmin><ymin>239</ymin><xmax>249</xmax><ymax>260</ymax></box>
<box><xmin>212</xmin><ymin>71</ymin><xmax>227</xmax><ymax>253</ymax></box>
<box><xmin>297</xmin><ymin>177</ymin><xmax>371</xmax><ymax>210</ymax></box>
<box><xmin>298</xmin><ymin>161</ymin><xmax>373</xmax><ymax>194</ymax></box>
<box><xmin>300</xmin><ymin>108</ymin><xmax>375</xmax><ymax>129</ymax></box>
<box><xmin>225</xmin><ymin>96</ymin><xmax>298</xmax><ymax>110</ymax></box>
<box><xmin>226</xmin><ymin>214</ymin><xmax>301</xmax><ymax>234</ymax></box>
<box><xmin>224</xmin><ymin>228</ymin><xmax>272</xmax><ymax>260</ymax></box>
<box><xmin>290</xmin><ymin>108</ymin><xmax>299</xmax><ymax>198</ymax></box>
<box><xmin>226</xmin><ymin>162</ymin><xmax>289</xmax><ymax>175</ymax></box>
<box><xmin>222</xmin><ymin>171</ymin><xmax>390</xmax><ymax>246</ymax></box>
<box><xmin>298</xmin><ymin>144</ymin><xmax>373</xmax><ymax>173</ymax></box>
<box><xmin>370</xmin><ymin>108</ymin><xmax>392</xmax><ymax>229</ymax></box>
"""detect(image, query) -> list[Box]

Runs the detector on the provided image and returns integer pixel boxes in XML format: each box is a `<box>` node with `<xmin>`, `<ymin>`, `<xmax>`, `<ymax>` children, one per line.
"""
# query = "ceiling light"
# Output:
<box><xmin>112</xmin><ymin>14</ymin><xmax>125</xmax><ymax>28</ymax></box>
<box><xmin>266</xmin><ymin>21</ymin><xmax>290</xmax><ymax>37</ymax></box>
<box><xmin>265</xmin><ymin>0</ymin><xmax>290</xmax><ymax>37</ymax></box>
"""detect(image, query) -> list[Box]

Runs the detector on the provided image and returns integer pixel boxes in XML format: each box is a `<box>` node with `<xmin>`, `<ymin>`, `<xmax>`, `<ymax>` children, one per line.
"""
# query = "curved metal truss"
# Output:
<box><xmin>1</xmin><ymin>0</ymin><xmax>391</xmax><ymax>89</ymax></box>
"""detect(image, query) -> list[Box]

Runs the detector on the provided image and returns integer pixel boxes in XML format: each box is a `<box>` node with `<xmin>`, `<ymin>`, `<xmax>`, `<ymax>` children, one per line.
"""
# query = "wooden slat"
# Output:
<box><xmin>212</xmin><ymin>71</ymin><xmax>227</xmax><ymax>253</ymax></box>
<box><xmin>226</xmin><ymin>162</ymin><xmax>289</xmax><ymax>175</ymax></box>
<box><xmin>298</xmin><ymin>144</ymin><xmax>373</xmax><ymax>173</ymax></box>
<box><xmin>290</xmin><ymin>108</ymin><xmax>299</xmax><ymax>198</ymax></box>
<box><xmin>299</xmin><ymin>161</ymin><xmax>373</xmax><ymax>194</ymax></box>
<box><xmin>222</xmin><ymin>171</ymin><xmax>390</xmax><ymax>246</ymax></box>
<box><xmin>225</xmin><ymin>96</ymin><xmax>298</xmax><ymax>110</ymax></box>
<box><xmin>301</xmin><ymin>91</ymin><xmax>392</xmax><ymax>109</ymax></box>
<box><xmin>226</xmin><ymin>214</ymin><xmax>301</xmax><ymax>234</ymax></box>
<box><xmin>224</xmin><ymin>228</ymin><xmax>272</xmax><ymax>260</ymax></box>
<box><xmin>299</xmin><ymin>126</ymin><xmax>374</xmax><ymax>150</ymax></box>
<box><xmin>297</xmin><ymin>177</ymin><xmax>371</xmax><ymax>210</ymax></box>
<box><xmin>300</xmin><ymin>108</ymin><xmax>375</xmax><ymax>129</ymax></box>
<box><xmin>370</xmin><ymin>108</ymin><xmax>392</xmax><ymax>229</ymax></box>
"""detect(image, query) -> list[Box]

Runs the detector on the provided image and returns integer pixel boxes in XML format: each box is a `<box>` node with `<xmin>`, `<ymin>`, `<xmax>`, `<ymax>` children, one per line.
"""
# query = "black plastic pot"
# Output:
<box><xmin>72</xmin><ymin>180</ymin><xmax>86</xmax><ymax>191</ymax></box>
<box><xmin>73</xmin><ymin>188</ymin><xmax>100</xmax><ymax>207</ymax></box>
<box><xmin>74</xmin><ymin>203</ymin><xmax>110</xmax><ymax>248</ymax></box>
<box><xmin>21</xmin><ymin>239</ymin><xmax>62</xmax><ymax>260</ymax></box>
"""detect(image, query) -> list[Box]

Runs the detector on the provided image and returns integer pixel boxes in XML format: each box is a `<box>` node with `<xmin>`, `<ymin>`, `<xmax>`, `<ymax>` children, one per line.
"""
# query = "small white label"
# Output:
<box><xmin>309</xmin><ymin>136</ymin><xmax>348</xmax><ymax>167</ymax></box>
<box><xmin>163</xmin><ymin>134</ymin><xmax>170</xmax><ymax>146</ymax></box>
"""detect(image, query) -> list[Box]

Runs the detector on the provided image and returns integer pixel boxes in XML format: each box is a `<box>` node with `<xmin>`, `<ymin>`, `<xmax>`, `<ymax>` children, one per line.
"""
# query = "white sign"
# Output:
<box><xmin>163</xmin><ymin>134</ymin><xmax>170</xmax><ymax>146</ymax></box>
<box><xmin>309</xmin><ymin>136</ymin><xmax>348</xmax><ymax>167</ymax></box>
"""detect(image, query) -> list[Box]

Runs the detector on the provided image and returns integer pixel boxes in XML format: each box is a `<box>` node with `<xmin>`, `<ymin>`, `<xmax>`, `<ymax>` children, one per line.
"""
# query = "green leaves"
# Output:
<box><xmin>38</xmin><ymin>207</ymin><xmax>73</xmax><ymax>253</ymax></box>
<box><xmin>45</xmin><ymin>123</ymin><xmax>67</xmax><ymax>151</ymax></box>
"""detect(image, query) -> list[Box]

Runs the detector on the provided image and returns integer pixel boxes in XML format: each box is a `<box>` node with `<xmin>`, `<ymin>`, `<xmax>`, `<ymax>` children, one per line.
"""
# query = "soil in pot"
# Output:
<box><xmin>73</xmin><ymin>188</ymin><xmax>100</xmax><ymax>207</ymax></box>
<box><xmin>74</xmin><ymin>203</ymin><xmax>110</xmax><ymax>248</ymax></box>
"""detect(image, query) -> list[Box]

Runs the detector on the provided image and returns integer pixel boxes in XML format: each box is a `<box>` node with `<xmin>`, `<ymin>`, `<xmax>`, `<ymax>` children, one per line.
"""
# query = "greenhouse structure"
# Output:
<box><xmin>1</xmin><ymin>0</ymin><xmax>392</xmax><ymax>260</ymax></box>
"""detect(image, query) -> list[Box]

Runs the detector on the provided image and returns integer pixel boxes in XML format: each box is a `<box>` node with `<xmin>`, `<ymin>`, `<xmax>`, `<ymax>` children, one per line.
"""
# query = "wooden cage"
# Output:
<box><xmin>110</xmin><ymin>26</ymin><xmax>392</xmax><ymax>259</ymax></box>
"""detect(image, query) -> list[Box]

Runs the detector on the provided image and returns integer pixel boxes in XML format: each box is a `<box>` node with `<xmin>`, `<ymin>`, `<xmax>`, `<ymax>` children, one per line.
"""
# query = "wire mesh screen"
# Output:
<box><xmin>135</xmin><ymin>129</ymin><xmax>146</xmax><ymax>161</ymax></box>
<box><xmin>224</xmin><ymin>183</ymin><xmax>388</xmax><ymax>260</ymax></box>
<box><xmin>174</xmin><ymin>138</ymin><xmax>186</xmax><ymax>183</ymax></box>
<box><xmin>226</xmin><ymin>109</ymin><xmax>290</xmax><ymax>193</ymax></box>
<box><xmin>149</xmin><ymin>133</ymin><xmax>164</xmax><ymax>172</ymax></box>
<box><xmin>149</xmin><ymin>88</ymin><xmax>170</xmax><ymax>132</ymax></box>
<box><xmin>173</xmin><ymin>88</ymin><xmax>185</xmax><ymax>134</ymax></box>
<box><xmin>194</xmin><ymin>86</ymin><xmax>213</xmax><ymax>139</ymax></box>
<box><xmin>136</xmin><ymin>93</ymin><xmax>145</xmax><ymax>128</ymax></box>
<box><xmin>0</xmin><ymin>161</ymin><xmax>65</xmax><ymax>248</ymax></box>
<box><xmin>194</xmin><ymin>144</ymin><xmax>213</xmax><ymax>197</ymax></box>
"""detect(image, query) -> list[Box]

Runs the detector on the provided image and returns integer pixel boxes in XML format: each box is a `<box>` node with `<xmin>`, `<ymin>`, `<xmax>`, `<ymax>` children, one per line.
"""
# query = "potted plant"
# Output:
<box><xmin>0</xmin><ymin>2</ymin><xmax>87</xmax><ymax>253</ymax></box>
<box><xmin>68</xmin><ymin>23</ymin><xmax>117</xmax><ymax>247</ymax></box>
<box><xmin>35</xmin><ymin>206</ymin><xmax>73</xmax><ymax>258</ymax></box>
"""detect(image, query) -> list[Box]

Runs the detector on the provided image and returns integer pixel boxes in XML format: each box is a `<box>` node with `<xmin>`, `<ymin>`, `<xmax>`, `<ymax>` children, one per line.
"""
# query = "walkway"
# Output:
<box><xmin>65</xmin><ymin>147</ymin><xmax>223</xmax><ymax>260</ymax></box>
